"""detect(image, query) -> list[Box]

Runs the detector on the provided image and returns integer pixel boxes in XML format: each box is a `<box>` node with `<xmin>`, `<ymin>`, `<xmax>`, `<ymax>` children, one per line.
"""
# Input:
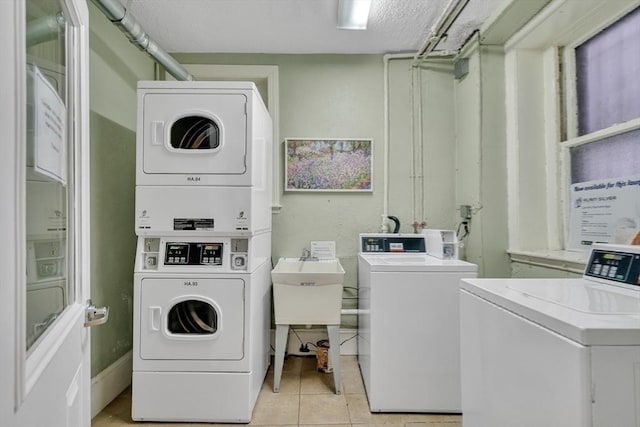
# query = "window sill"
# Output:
<box><xmin>508</xmin><ymin>249</ymin><xmax>587</xmax><ymax>275</ymax></box>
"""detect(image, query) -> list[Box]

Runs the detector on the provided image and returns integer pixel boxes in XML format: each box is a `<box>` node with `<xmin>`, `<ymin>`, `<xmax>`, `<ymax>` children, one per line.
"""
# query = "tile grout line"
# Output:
<box><xmin>297</xmin><ymin>361</ymin><xmax>302</xmax><ymax>427</ymax></box>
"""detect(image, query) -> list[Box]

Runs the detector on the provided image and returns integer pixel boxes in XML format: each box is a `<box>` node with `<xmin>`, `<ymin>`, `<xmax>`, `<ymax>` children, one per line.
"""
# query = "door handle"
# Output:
<box><xmin>151</xmin><ymin>121</ymin><xmax>164</xmax><ymax>146</ymax></box>
<box><xmin>84</xmin><ymin>299</ymin><xmax>109</xmax><ymax>327</ymax></box>
<box><xmin>149</xmin><ymin>306</ymin><xmax>161</xmax><ymax>331</ymax></box>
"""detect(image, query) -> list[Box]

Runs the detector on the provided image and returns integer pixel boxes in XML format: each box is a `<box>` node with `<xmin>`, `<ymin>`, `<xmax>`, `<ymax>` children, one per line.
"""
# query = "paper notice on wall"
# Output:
<box><xmin>310</xmin><ymin>241</ymin><xmax>336</xmax><ymax>259</ymax></box>
<box><xmin>33</xmin><ymin>65</ymin><xmax>67</xmax><ymax>185</ymax></box>
<box><xmin>568</xmin><ymin>175</ymin><xmax>640</xmax><ymax>249</ymax></box>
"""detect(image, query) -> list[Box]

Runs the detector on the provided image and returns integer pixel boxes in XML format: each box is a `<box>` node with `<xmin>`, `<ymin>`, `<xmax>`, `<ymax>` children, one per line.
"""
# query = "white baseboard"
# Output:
<box><xmin>270</xmin><ymin>328</ymin><xmax>358</xmax><ymax>356</ymax></box>
<box><xmin>90</xmin><ymin>350</ymin><xmax>132</xmax><ymax>418</ymax></box>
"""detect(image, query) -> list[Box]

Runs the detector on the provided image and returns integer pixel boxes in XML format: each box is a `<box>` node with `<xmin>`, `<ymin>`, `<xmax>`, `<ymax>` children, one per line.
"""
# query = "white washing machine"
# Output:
<box><xmin>357</xmin><ymin>234</ymin><xmax>478</xmax><ymax>412</ymax></box>
<box><xmin>460</xmin><ymin>244</ymin><xmax>640</xmax><ymax>427</ymax></box>
<box><xmin>132</xmin><ymin>234</ymin><xmax>271</xmax><ymax>423</ymax></box>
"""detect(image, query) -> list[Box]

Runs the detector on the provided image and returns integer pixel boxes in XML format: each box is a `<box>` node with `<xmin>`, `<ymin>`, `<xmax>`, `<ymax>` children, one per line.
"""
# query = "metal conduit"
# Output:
<box><xmin>26</xmin><ymin>13</ymin><xmax>66</xmax><ymax>47</ymax></box>
<box><xmin>90</xmin><ymin>0</ymin><xmax>193</xmax><ymax>81</ymax></box>
<box><xmin>413</xmin><ymin>0</ymin><xmax>471</xmax><ymax>64</ymax></box>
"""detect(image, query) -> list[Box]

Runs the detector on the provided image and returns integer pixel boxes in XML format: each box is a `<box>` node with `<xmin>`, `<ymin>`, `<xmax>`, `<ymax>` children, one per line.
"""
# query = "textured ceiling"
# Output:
<box><xmin>122</xmin><ymin>0</ymin><xmax>505</xmax><ymax>54</ymax></box>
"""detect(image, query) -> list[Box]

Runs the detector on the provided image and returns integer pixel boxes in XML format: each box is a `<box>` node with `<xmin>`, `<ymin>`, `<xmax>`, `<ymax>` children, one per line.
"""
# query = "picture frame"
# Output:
<box><xmin>285</xmin><ymin>138</ymin><xmax>373</xmax><ymax>192</ymax></box>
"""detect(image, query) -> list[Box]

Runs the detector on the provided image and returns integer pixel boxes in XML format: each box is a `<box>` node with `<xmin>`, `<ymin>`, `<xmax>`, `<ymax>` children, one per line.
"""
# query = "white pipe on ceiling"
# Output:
<box><xmin>90</xmin><ymin>0</ymin><xmax>193</xmax><ymax>81</ymax></box>
<box><xmin>413</xmin><ymin>0</ymin><xmax>471</xmax><ymax>64</ymax></box>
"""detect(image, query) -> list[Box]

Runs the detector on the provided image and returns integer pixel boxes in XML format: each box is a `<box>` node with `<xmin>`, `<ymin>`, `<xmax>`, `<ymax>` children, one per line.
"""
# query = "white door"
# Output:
<box><xmin>1</xmin><ymin>1</ymin><xmax>105</xmax><ymax>426</ymax></box>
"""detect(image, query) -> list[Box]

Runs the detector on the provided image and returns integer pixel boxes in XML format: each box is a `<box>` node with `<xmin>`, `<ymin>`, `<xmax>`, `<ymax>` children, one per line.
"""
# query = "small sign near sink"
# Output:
<box><xmin>310</xmin><ymin>241</ymin><xmax>336</xmax><ymax>259</ymax></box>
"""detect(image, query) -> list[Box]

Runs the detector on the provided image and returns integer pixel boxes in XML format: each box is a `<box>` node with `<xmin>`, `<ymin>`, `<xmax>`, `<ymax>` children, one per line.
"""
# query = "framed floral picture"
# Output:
<box><xmin>285</xmin><ymin>138</ymin><xmax>373</xmax><ymax>192</ymax></box>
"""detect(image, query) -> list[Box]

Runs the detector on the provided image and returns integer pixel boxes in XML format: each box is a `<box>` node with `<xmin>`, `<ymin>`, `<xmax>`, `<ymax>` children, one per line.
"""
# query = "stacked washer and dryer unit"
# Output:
<box><xmin>131</xmin><ymin>81</ymin><xmax>272</xmax><ymax>423</ymax></box>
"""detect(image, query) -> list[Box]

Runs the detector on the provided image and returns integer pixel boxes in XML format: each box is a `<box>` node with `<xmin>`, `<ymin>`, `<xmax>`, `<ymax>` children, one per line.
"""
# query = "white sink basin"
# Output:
<box><xmin>271</xmin><ymin>258</ymin><xmax>345</xmax><ymax>286</ymax></box>
<box><xmin>271</xmin><ymin>258</ymin><xmax>345</xmax><ymax>325</ymax></box>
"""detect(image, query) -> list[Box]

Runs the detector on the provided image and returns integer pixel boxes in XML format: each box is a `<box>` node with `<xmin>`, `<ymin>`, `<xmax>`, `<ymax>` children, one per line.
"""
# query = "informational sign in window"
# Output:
<box><xmin>33</xmin><ymin>65</ymin><xmax>66</xmax><ymax>185</ymax></box>
<box><xmin>568</xmin><ymin>175</ymin><xmax>640</xmax><ymax>249</ymax></box>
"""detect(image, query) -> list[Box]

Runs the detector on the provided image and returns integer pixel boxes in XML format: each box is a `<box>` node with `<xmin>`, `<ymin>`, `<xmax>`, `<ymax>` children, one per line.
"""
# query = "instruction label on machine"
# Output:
<box><xmin>568</xmin><ymin>174</ymin><xmax>640</xmax><ymax>249</ymax></box>
<box><xmin>235</xmin><ymin>210</ymin><xmax>249</xmax><ymax>230</ymax></box>
<box><xmin>174</xmin><ymin>218</ymin><xmax>215</xmax><ymax>231</ymax></box>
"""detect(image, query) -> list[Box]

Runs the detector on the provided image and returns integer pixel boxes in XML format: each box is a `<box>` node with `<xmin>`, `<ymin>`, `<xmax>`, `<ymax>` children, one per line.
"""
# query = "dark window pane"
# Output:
<box><xmin>576</xmin><ymin>7</ymin><xmax>640</xmax><ymax>135</ymax></box>
<box><xmin>570</xmin><ymin>128</ymin><xmax>640</xmax><ymax>183</ymax></box>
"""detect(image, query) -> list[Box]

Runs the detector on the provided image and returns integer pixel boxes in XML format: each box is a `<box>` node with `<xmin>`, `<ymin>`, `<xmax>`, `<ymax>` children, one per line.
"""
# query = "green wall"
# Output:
<box><xmin>173</xmin><ymin>53</ymin><xmax>389</xmax><ymax>328</ymax></box>
<box><xmin>86</xmin><ymin>42</ymin><xmax>466</xmax><ymax>373</ymax></box>
<box><xmin>88</xmin><ymin>2</ymin><xmax>154</xmax><ymax>376</ymax></box>
<box><xmin>171</xmin><ymin>53</ymin><xmax>465</xmax><ymax>328</ymax></box>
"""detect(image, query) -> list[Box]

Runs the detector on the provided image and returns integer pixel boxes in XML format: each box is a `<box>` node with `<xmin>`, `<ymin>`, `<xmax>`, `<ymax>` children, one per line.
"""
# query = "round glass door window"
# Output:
<box><xmin>168</xmin><ymin>300</ymin><xmax>217</xmax><ymax>334</ymax></box>
<box><xmin>171</xmin><ymin>116</ymin><xmax>220</xmax><ymax>150</ymax></box>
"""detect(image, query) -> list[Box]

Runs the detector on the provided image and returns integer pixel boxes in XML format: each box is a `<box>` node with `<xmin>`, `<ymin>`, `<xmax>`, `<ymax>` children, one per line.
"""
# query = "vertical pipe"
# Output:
<box><xmin>417</xmin><ymin>67</ymin><xmax>425</xmax><ymax>223</ymax></box>
<box><xmin>382</xmin><ymin>54</ymin><xmax>391</xmax><ymax>231</ymax></box>
<box><xmin>410</xmin><ymin>64</ymin><xmax>416</xmax><ymax>227</ymax></box>
<box><xmin>382</xmin><ymin>53</ymin><xmax>417</xmax><ymax>232</ymax></box>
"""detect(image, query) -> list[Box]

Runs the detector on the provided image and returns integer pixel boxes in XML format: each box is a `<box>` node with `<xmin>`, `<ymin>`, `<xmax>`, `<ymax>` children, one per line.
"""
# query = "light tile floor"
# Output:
<box><xmin>92</xmin><ymin>355</ymin><xmax>462</xmax><ymax>427</ymax></box>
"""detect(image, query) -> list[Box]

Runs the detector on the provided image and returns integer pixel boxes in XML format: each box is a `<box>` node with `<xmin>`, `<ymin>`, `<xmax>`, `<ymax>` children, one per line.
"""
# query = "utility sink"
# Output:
<box><xmin>271</xmin><ymin>258</ymin><xmax>345</xmax><ymax>285</ymax></box>
<box><xmin>271</xmin><ymin>258</ymin><xmax>345</xmax><ymax>325</ymax></box>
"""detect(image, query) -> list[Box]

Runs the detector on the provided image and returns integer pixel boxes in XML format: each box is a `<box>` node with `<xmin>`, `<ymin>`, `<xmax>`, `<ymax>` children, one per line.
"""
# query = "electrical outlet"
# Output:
<box><xmin>460</xmin><ymin>205</ymin><xmax>472</xmax><ymax>220</ymax></box>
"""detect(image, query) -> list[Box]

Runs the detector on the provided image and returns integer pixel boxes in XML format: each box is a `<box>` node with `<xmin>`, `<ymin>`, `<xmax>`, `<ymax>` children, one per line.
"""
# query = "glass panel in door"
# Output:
<box><xmin>25</xmin><ymin>0</ymin><xmax>70</xmax><ymax>350</ymax></box>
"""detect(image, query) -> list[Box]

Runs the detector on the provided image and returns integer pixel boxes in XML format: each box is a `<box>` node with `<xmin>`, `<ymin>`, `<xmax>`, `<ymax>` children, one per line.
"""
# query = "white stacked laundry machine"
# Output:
<box><xmin>131</xmin><ymin>81</ymin><xmax>272</xmax><ymax>423</ymax></box>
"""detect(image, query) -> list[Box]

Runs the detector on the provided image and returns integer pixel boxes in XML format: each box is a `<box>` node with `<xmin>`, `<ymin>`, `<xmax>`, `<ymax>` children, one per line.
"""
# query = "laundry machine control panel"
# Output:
<box><xmin>134</xmin><ymin>236</ymin><xmax>265</xmax><ymax>273</ymax></box>
<box><xmin>585</xmin><ymin>244</ymin><xmax>640</xmax><ymax>288</ymax></box>
<box><xmin>165</xmin><ymin>242</ymin><xmax>223</xmax><ymax>266</ymax></box>
<box><xmin>359</xmin><ymin>234</ymin><xmax>426</xmax><ymax>253</ymax></box>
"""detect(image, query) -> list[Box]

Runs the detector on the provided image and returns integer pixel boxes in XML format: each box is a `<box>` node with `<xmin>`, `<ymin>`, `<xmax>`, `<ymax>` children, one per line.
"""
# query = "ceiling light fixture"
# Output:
<box><xmin>337</xmin><ymin>0</ymin><xmax>372</xmax><ymax>30</ymax></box>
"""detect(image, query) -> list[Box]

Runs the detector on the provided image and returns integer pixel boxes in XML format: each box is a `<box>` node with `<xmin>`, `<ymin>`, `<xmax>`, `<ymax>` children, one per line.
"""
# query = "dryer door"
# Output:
<box><xmin>139</xmin><ymin>277</ymin><xmax>245</xmax><ymax>360</ymax></box>
<box><xmin>141</xmin><ymin>93</ymin><xmax>248</xmax><ymax>177</ymax></box>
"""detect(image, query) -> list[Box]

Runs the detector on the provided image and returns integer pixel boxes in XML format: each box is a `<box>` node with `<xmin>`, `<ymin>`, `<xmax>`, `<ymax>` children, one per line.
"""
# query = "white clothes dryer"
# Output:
<box><xmin>357</xmin><ymin>234</ymin><xmax>477</xmax><ymax>413</ymax></box>
<box><xmin>135</xmin><ymin>81</ymin><xmax>272</xmax><ymax>237</ymax></box>
<box><xmin>136</xmin><ymin>80</ymin><xmax>271</xmax><ymax>187</ymax></box>
<box><xmin>460</xmin><ymin>244</ymin><xmax>640</xmax><ymax>427</ymax></box>
<box><xmin>132</xmin><ymin>234</ymin><xmax>271</xmax><ymax>423</ymax></box>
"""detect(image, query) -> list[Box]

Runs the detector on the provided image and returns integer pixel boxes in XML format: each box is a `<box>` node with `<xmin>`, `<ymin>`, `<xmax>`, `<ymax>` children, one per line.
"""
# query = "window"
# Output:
<box><xmin>569</xmin><ymin>128</ymin><xmax>640</xmax><ymax>184</ymax></box>
<box><xmin>574</xmin><ymin>7</ymin><xmax>640</xmax><ymax>136</ymax></box>
<box><xmin>563</xmin><ymin>5</ymin><xmax>640</xmax><ymax>248</ymax></box>
<box><xmin>504</xmin><ymin>0</ymin><xmax>640</xmax><ymax>264</ymax></box>
<box><xmin>25</xmin><ymin>0</ymin><xmax>70</xmax><ymax>350</ymax></box>
<box><xmin>570</xmin><ymin>6</ymin><xmax>640</xmax><ymax>183</ymax></box>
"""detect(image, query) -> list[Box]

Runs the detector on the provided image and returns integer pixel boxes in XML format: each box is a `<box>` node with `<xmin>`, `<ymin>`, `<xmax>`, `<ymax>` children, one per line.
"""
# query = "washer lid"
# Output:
<box><xmin>359</xmin><ymin>253</ymin><xmax>477</xmax><ymax>272</ymax></box>
<box><xmin>461</xmin><ymin>278</ymin><xmax>640</xmax><ymax>346</ymax></box>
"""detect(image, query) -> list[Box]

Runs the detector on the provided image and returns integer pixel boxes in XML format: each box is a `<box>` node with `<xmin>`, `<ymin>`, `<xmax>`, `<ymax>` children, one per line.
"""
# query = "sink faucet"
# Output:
<box><xmin>299</xmin><ymin>248</ymin><xmax>318</xmax><ymax>261</ymax></box>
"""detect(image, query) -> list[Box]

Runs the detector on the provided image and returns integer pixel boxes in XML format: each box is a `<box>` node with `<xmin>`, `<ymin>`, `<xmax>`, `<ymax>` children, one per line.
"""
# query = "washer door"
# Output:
<box><xmin>139</xmin><ymin>277</ymin><xmax>245</xmax><ymax>360</ymax></box>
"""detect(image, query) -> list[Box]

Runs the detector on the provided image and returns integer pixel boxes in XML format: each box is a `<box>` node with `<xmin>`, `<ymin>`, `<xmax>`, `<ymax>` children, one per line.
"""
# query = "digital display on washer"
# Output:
<box><xmin>165</xmin><ymin>243</ymin><xmax>189</xmax><ymax>265</ymax></box>
<box><xmin>164</xmin><ymin>242</ymin><xmax>223</xmax><ymax>266</ymax></box>
<box><xmin>585</xmin><ymin>249</ymin><xmax>640</xmax><ymax>286</ymax></box>
<box><xmin>200</xmin><ymin>244</ymin><xmax>222</xmax><ymax>265</ymax></box>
